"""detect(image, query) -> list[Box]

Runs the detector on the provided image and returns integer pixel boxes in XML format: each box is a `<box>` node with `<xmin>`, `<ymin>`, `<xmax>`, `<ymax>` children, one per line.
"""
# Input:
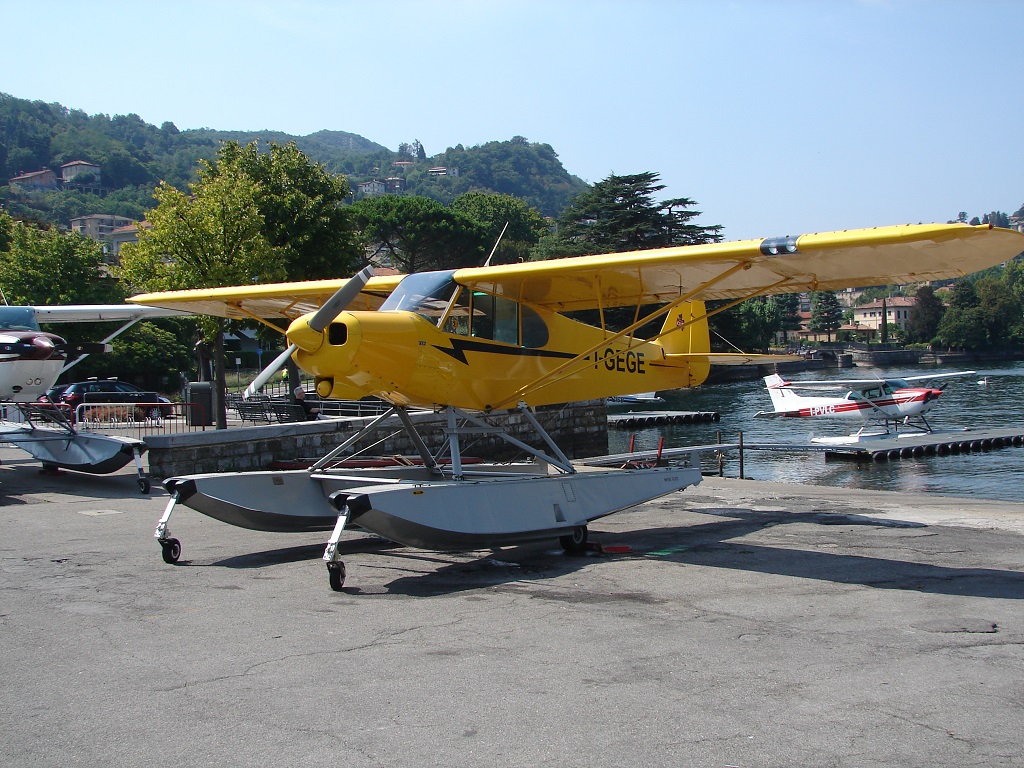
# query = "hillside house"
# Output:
<box><xmin>9</xmin><ymin>169</ymin><xmax>58</xmax><ymax>191</ymax></box>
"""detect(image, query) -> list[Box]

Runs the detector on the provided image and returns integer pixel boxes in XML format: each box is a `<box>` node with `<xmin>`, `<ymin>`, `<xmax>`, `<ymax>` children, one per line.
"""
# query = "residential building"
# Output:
<box><xmin>850</xmin><ymin>296</ymin><xmax>916</xmax><ymax>332</ymax></box>
<box><xmin>9</xmin><ymin>169</ymin><xmax>58</xmax><ymax>191</ymax></box>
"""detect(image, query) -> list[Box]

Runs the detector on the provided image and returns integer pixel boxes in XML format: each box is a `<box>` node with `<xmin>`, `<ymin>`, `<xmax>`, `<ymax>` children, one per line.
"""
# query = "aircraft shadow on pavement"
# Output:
<box><xmin>170</xmin><ymin>506</ymin><xmax>1024</xmax><ymax>600</ymax></box>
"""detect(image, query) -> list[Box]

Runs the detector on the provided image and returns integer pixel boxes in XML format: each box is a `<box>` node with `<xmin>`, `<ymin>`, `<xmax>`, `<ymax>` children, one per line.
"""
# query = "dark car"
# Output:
<box><xmin>44</xmin><ymin>378</ymin><xmax>173</xmax><ymax>418</ymax></box>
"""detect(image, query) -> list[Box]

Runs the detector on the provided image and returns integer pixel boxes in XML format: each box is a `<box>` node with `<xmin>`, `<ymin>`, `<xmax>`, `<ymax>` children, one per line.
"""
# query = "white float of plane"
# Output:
<box><xmin>0</xmin><ymin>304</ymin><xmax>188</xmax><ymax>491</ymax></box>
<box><xmin>756</xmin><ymin>370</ymin><xmax>978</xmax><ymax>434</ymax></box>
<box><xmin>129</xmin><ymin>222</ymin><xmax>1024</xmax><ymax>588</ymax></box>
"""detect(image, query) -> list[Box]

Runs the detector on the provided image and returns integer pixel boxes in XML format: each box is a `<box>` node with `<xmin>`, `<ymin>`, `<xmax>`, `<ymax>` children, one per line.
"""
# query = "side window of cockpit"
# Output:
<box><xmin>470</xmin><ymin>291</ymin><xmax>518</xmax><ymax>344</ymax></box>
<box><xmin>521</xmin><ymin>305</ymin><xmax>548</xmax><ymax>348</ymax></box>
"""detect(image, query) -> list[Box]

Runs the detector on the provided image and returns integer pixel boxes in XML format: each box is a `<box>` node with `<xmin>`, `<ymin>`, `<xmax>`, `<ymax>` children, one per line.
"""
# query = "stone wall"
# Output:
<box><xmin>145</xmin><ymin>401</ymin><xmax>608</xmax><ymax>479</ymax></box>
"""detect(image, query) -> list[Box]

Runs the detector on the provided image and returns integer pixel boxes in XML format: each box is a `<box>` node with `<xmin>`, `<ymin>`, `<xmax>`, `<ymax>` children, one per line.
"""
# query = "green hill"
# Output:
<box><xmin>0</xmin><ymin>92</ymin><xmax>588</xmax><ymax>226</ymax></box>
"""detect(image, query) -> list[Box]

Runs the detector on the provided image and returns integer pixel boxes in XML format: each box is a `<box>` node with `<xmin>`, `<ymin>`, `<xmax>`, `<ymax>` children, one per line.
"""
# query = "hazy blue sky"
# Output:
<box><xmin>3</xmin><ymin>0</ymin><xmax>1020</xmax><ymax>241</ymax></box>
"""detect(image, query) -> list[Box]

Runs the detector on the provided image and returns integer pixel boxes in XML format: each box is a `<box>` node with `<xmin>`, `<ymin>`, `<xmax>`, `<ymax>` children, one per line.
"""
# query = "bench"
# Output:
<box><xmin>235</xmin><ymin>400</ymin><xmax>271</xmax><ymax>424</ymax></box>
<box><xmin>271</xmin><ymin>403</ymin><xmax>309</xmax><ymax>423</ymax></box>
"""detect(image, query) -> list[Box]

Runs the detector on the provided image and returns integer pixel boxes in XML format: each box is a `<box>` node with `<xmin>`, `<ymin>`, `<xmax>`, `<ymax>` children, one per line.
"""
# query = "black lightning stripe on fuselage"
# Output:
<box><xmin>432</xmin><ymin>337</ymin><xmax>579</xmax><ymax>365</ymax></box>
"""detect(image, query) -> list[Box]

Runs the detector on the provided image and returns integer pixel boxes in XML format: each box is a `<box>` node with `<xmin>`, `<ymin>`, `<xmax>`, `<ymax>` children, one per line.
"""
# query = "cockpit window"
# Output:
<box><xmin>378</xmin><ymin>271</ymin><xmax>458</xmax><ymax>320</ymax></box>
<box><xmin>0</xmin><ymin>306</ymin><xmax>41</xmax><ymax>331</ymax></box>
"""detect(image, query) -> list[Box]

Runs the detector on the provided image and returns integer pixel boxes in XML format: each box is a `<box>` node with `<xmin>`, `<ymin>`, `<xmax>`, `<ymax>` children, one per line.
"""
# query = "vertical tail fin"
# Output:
<box><xmin>763</xmin><ymin>373</ymin><xmax>796</xmax><ymax>412</ymax></box>
<box><xmin>657</xmin><ymin>300</ymin><xmax>711</xmax><ymax>386</ymax></box>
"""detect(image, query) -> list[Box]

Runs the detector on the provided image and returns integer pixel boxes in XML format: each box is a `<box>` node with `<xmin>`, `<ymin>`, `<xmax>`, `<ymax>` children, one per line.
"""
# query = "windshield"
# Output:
<box><xmin>379</xmin><ymin>271</ymin><xmax>458</xmax><ymax>320</ymax></box>
<box><xmin>0</xmin><ymin>306</ymin><xmax>40</xmax><ymax>331</ymax></box>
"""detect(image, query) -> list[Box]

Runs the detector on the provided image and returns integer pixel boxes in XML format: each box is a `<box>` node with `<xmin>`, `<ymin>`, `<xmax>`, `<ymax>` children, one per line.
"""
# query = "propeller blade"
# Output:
<box><xmin>242</xmin><ymin>266</ymin><xmax>374</xmax><ymax>399</ymax></box>
<box><xmin>307</xmin><ymin>265</ymin><xmax>375</xmax><ymax>333</ymax></box>
<box><xmin>245</xmin><ymin>344</ymin><xmax>298</xmax><ymax>398</ymax></box>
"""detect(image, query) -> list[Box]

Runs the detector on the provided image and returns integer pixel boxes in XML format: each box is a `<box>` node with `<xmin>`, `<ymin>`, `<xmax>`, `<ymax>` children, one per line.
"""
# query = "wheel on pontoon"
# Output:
<box><xmin>559</xmin><ymin>526</ymin><xmax>589</xmax><ymax>553</ymax></box>
<box><xmin>327</xmin><ymin>562</ymin><xmax>346</xmax><ymax>591</ymax></box>
<box><xmin>138</xmin><ymin>477</ymin><xmax>151</xmax><ymax>494</ymax></box>
<box><xmin>161</xmin><ymin>538</ymin><xmax>181</xmax><ymax>564</ymax></box>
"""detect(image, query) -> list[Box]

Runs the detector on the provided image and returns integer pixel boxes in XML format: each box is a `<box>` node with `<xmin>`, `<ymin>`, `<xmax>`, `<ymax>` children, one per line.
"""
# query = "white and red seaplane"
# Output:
<box><xmin>756</xmin><ymin>370</ymin><xmax>977</xmax><ymax>435</ymax></box>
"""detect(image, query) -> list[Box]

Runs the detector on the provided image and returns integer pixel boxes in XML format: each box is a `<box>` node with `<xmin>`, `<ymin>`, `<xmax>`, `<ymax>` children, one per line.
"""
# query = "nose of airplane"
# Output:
<box><xmin>289</xmin><ymin>312</ymin><xmax>362</xmax><ymax>397</ymax></box>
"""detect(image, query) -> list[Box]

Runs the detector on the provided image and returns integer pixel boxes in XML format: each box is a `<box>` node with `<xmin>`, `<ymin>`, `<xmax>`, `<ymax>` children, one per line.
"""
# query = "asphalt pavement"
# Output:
<box><xmin>2</xmin><ymin>444</ymin><xmax>1023</xmax><ymax>767</ymax></box>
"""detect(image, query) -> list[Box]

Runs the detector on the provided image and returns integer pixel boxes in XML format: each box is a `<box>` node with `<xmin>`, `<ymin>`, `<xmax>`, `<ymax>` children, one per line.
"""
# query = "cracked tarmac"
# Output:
<box><xmin>1</xmin><ymin>446</ymin><xmax>1023</xmax><ymax>767</ymax></box>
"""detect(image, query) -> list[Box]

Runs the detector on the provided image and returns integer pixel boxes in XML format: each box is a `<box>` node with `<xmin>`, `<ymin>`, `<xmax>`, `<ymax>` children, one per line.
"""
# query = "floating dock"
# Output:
<box><xmin>607</xmin><ymin>410</ymin><xmax>720</xmax><ymax>428</ymax></box>
<box><xmin>811</xmin><ymin>427</ymin><xmax>1024</xmax><ymax>462</ymax></box>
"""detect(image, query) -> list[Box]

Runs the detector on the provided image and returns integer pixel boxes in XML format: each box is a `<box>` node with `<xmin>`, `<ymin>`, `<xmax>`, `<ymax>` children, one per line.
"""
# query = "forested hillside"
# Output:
<box><xmin>0</xmin><ymin>92</ymin><xmax>588</xmax><ymax>226</ymax></box>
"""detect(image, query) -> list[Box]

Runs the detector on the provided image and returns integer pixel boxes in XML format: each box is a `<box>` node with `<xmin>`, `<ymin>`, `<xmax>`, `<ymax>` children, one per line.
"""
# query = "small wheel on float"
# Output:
<box><xmin>161</xmin><ymin>538</ymin><xmax>182</xmax><ymax>564</ymax></box>
<box><xmin>138</xmin><ymin>477</ymin><xmax>151</xmax><ymax>494</ymax></box>
<box><xmin>559</xmin><ymin>525</ymin><xmax>589</xmax><ymax>553</ymax></box>
<box><xmin>327</xmin><ymin>562</ymin><xmax>346</xmax><ymax>592</ymax></box>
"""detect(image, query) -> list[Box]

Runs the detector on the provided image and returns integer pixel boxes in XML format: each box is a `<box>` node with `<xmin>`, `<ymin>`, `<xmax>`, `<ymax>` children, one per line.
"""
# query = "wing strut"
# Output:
<box><xmin>491</xmin><ymin>266</ymin><xmax>795</xmax><ymax>410</ymax></box>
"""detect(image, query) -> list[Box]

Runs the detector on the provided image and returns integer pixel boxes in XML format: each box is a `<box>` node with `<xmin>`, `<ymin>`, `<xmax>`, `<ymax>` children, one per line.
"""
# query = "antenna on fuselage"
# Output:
<box><xmin>482</xmin><ymin>222</ymin><xmax>510</xmax><ymax>267</ymax></box>
<box><xmin>0</xmin><ymin>287</ymin><xmax>8</xmax><ymax>305</ymax></box>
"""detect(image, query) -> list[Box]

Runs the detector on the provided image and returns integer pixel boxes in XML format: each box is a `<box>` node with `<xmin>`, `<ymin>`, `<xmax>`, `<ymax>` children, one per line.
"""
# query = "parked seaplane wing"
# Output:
<box><xmin>127</xmin><ymin>276</ymin><xmax>405</xmax><ymax>325</ymax></box>
<box><xmin>31</xmin><ymin>305</ymin><xmax>191</xmax><ymax>324</ymax></box>
<box><xmin>130</xmin><ymin>223</ymin><xmax>1024</xmax><ymax>319</ymax></box>
<box><xmin>765</xmin><ymin>370</ymin><xmax>979</xmax><ymax>391</ymax></box>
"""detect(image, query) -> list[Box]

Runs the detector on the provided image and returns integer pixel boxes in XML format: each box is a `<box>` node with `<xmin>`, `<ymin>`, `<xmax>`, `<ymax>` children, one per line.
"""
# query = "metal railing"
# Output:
<box><xmin>74</xmin><ymin>401</ymin><xmax>209</xmax><ymax>436</ymax></box>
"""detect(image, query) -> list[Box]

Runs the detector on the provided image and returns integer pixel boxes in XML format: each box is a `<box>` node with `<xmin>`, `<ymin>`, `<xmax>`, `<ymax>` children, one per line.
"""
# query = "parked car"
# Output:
<box><xmin>42</xmin><ymin>378</ymin><xmax>173</xmax><ymax>418</ymax></box>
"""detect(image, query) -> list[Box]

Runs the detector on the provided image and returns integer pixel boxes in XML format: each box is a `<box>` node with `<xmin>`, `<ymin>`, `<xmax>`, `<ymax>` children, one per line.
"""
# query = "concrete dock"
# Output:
<box><xmin>2</xmin><ymin>444</ymin><xmax>1023</xmax><ymax>767</ymax></box>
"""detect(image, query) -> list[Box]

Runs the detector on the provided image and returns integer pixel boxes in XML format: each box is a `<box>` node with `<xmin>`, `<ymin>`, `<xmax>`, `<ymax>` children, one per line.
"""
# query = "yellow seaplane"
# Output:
<box><xmin>131</xmin><ymin>222</ymin><xmax>1024</xmax><ymax>589</ymax></box>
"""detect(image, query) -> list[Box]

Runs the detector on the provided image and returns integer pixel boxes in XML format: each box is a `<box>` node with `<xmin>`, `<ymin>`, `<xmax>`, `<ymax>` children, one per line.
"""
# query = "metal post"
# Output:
<box><xmin>738</xmin><ymin>430</ymin><xmax>744</xmax><ymax>479</ymax></box>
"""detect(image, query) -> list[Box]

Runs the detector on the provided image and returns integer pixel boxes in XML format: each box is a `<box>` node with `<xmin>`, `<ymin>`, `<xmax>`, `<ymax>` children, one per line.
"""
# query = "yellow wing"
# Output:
<box><xmin>453</xmin><ymin>223</ymin><xmax>1024</xmax><ymax>311</ymax></box>
<box><xmin>129</xmin><ymin>274</ymin><xmax>405</xmax><ymax>321</ymax></box>
<box><xmin>129</xmin><ymin>223</ymin><xmax>1024</xmax><ymax>317</ymax></box>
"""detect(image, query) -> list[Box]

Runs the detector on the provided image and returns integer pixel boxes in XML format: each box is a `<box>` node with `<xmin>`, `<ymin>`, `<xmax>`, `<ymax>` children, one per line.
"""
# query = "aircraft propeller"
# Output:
<box><xmin>244</xmin><ymin>266</ymin><xmax>374</xmax><ymax>399</ymax></box>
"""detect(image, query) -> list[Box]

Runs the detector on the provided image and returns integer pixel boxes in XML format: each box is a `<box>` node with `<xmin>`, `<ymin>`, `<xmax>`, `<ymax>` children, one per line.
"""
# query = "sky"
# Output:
<box><xmin>3</xmin><ymin>0</ymin><xmax>1021</xmax><ymax>241</ymax></box>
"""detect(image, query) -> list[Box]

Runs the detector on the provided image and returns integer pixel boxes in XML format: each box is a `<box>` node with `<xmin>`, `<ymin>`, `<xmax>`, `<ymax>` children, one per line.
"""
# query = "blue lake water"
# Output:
<box><xmin>606</xmin><ymin>360</ymin><xmax>1024</xmax><ymax>502</ymax></box>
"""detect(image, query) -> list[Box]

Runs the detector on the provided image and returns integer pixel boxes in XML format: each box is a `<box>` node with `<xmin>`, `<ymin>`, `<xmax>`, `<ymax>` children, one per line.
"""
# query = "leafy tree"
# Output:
<box><xmin>351</xmin><ymin>195</ymin><xmax>489</xmax><ymax>273</ymax></box>
<box><xmin>118</xmin><ymin>168</ymin><xmax>283</xmax><ymax>426</ymax></box>
<box><xmin>543</xmin><ymin>172</ymin><xmax>721</xmax><ymax>258</ymax></box>
<box><xmin>776</xmin><ymin>293</ymin><xmax>803</xmax><ymax>343</ymax></box>
<box><xmin>737</xmin><ymin>297</ymin><xmax>784</xmax><ymax>352</ymax></box>
<box><xmin>936</xmin><ymin>280</ymin><xmax>986</xmax><ymax>349</ymax></box>
<box><xmin>449</xmin><ymin>192</ymin><xmax>547</xmax><ymax>264</ymax></box>
<box><xmin>0</xmin><ymin>215</ymin><xmax>122</xmax><ymax>305</ymax></box>
<box><xmin>203</xmin><ymin>140</ymin><xmax>361</xmax><ymax>280</ymax></box>
<box><xmin>975</xmin><ymin>276</ymin><xmax>1022</xmax><ymax>346</ymax></box>
<box><xmin>808</xmin><ymin>291</ymin><xmax>843</xmax><ymax>341</ymax></box>
<box><xmin>904</xmin><ymin>284</ymin><xmax>945</xmax><ymax>343</ymax></box>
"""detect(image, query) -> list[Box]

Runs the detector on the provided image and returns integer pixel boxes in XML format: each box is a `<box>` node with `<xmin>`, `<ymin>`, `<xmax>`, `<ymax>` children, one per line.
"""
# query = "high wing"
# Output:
<box><xmin>128</xmin><ymin>223</ymin><xmax>1024</xmax><ymax>318</ymax></box>
<box><xmin>32</xmin><ymin>305</ymin><xmax>190</xmax><ymax>323</ymax></box>
<box><xmin>454</xmin><ymin>223</ymin><xmax>1024</xmax><ymax>311</ymax></box>
<box><xmin>774</xmin><ymin>371</ymin><xmax>978</xmax><ymax>390</ymax></box>
<box><xmin>129</xmin><ymin>276</ymin><xmax>405</xmax><ymax>323</ymax></box>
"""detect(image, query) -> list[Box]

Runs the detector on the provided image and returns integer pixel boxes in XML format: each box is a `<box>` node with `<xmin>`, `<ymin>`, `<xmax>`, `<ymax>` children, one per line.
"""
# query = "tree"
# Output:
<box><xmin>936</xmin><ymin>280</ymin><xmax>985</xmax><ymax>349</ymax></box>
<box><xmin>904</xmin><ymin>285</ymin><xmax>945</xmax><ymax>344</ymax></box>
<box><xmin>808</xmin><ymin>291</ymin><xmax>843</xmax><ymax>341</ymax></box>
<box><xmin>351</xmin><ymin>195</ymin><xmax>489</xmax><ymax>273</ymax></box>
<box><xmin>777</xmin><ymin>293</ymin><xmax>803</xmax><ymax>344</ymax></box>
<box><xmin>449</xmin><ymin>192</ymin><xmax>548</xmax><ymax>264</ymax></box>
<box><xmin>975</xmin><ymin>276</ymin><xmax>1023</xmax><ymax>347</ymax></box>
<box><xmin>118</xmin><ymin>169</ymin><xmax>283</xmax><ymax>427</ymax></box>
<box><xmin>202</xmin><ymin>140</ymin><xmax>361</xmax><ymax>281</ymax></box>
<box><xmin>0</xmin><ymin>216</ymin><xmax>123</xmax><ymax>306</ymax></box>
<box><xmin>544</xmin><ymin>172</ymin><xmax>722</xmax><ymax>258</ymax></box>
